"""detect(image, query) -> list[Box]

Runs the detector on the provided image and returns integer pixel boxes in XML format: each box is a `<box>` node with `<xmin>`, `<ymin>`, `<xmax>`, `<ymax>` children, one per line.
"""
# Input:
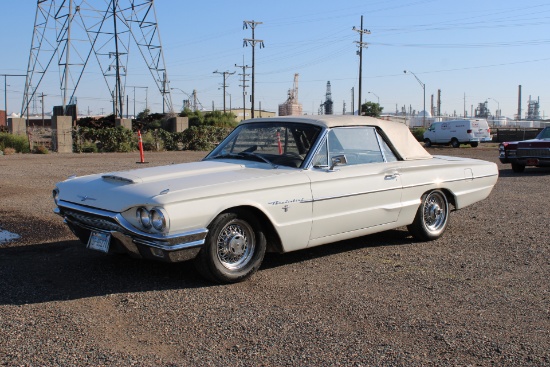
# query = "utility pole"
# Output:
<box><xmin>353</xmin><ymin>16</ymin><xmax>370</xmax><ymax>116</ymax></box>
<box><xmin>213</xmin><ymin>70</ymin><xmax>235</xmax><ymax>113</ymax></box>
<box><xmin>2</xmin><ymin>74</ymin><xmax>26</xmax><ymax>125</ymax></box>
<box><xmin>235</xmin><ymin>56</ymin><xmax>250</xmax><ymax>120</ymax></box>
<box><xmin>351</xmin><ymin>87</ymin><xmax>354</xmax><ymax>115</ymax></box>
<box><xmin>243</xmin><ymin>20</ymin><xmax>264</xmax><ymax>119</ymax></box>
<box><xmin>39</xmin><ymin>92</ymin><xmax>47</xmax><ymax>126</ymax></box>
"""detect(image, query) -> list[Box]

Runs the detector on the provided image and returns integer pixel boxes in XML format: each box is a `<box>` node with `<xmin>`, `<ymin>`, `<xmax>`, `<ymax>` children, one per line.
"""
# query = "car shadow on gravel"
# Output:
<box><xmin>261</xmin><ymin>228</ymin><xmax>413</xmax><ymax>270</ymax></box>
<box><xmin>0</xmin><ymin>229</ymin><xmax>414</xmax><ymax>305</ymax></box>
<box><xmin>0</xmin><ymin>240</ymin><xmax>210</xmax><ymax>305</ymax></box>
<box><xmin>498</xmin><ymin>167</ymin><xmax>550</xmax><ymax>177</ymax></box>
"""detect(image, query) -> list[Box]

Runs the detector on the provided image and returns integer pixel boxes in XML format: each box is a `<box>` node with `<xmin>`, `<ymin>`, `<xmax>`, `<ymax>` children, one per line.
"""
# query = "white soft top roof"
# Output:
<box><xmin>241</xmin><ymin>115</ymin><xmax>432</xmax><ymax>161</ymax></box>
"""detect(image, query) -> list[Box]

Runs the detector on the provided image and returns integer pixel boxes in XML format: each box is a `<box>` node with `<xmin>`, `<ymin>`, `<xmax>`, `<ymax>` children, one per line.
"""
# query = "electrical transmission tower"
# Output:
<box><xmin>22</xmin><ymin>0</ymin><xmax>173</xmax><ymax>119</ymax></box>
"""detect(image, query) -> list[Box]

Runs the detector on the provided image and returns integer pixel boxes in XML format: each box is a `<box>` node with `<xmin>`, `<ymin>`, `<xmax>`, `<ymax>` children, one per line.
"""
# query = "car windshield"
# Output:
<box><xmin>205</xmin><ymin>122</ymin><xmax>322</xmax><ymax>168</ymax></box>
<box><xmin>536</xmin><ymin>127</ymin><xmax>550</xmax><ymax>139</ymax></box>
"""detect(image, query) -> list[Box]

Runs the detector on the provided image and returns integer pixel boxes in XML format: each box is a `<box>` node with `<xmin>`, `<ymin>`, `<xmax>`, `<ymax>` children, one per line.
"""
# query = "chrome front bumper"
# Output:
<box><xmin>55</xmin><ymin>201</ymin><xmax>208</xmax><ymax>263</ymax></box>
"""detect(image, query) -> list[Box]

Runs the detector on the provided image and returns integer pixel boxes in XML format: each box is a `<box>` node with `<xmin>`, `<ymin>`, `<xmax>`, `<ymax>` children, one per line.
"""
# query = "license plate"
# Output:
<box><xmin>87</xmin><ymin>231</ymin><xmax>111</xmax><ymax>253</ymax></box>
<box><xmin>526</xmin><ymin>158</ymin><xmax>539</xmax><ymax>165</ymax></box>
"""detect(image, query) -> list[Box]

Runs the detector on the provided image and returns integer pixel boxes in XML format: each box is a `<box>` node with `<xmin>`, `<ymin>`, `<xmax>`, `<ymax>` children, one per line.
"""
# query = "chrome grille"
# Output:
<box><xmin>64</xmin><ymin>209</ymin><xmax>120</xmax><ymax>231</ymax></box>
<box><xmin>517</xmin><ymin>148</ymin><xmax>550</xmax><ymax>157</ymax></box>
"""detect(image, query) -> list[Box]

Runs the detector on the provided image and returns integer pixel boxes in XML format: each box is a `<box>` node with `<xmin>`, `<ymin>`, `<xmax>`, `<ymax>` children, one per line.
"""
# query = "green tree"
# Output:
<box><xmin>361</xmin><ymin>102</ymin><xmax>383</xmax><ymax>117</ymax></box>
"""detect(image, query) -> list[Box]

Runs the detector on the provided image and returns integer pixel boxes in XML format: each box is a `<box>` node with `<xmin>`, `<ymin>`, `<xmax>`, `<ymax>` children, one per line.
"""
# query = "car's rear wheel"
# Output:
<box><xmin>451</xmin><ymin>138</ymin><xmax>460</xmax><ymax>148</ymax></box>
<box><xmin>511</xmin><ymin>163</ymin><xmax>525</xmax><ymax>173</ymax></box>
<box><xmin>470</xmin><ymin>142</ymin><xmax>479</xmax><ymax>148</ymax></box>
<box><xmin>424</xmin><ymin>138</ymin><xmax>432</xmax><ymax>147</ymax></box>
<box><xmin>194</xmin><ymin>211</ymin><xmax>266</xmax><ymax>283</ymax></box>
<box><xmin>407</xmin><ymin>190</ymin><xmax>449</xmax><ymax>241</ymax></box>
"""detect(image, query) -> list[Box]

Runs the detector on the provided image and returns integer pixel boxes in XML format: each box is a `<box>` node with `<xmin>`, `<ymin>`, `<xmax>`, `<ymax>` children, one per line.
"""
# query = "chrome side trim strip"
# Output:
<box><xmin>302</xmin><ymin>186</ymin><xmax>401</xmax><ymax>203</ymax></box>
<box><xmin>302</xmin><ymin>173</ymin><xmax>498</xmax><ymax>203</ymax></box>
<box><xmin>402</xmin><ymin>173</ymin><xmax>498</xmax><ymax>190</ymax></box>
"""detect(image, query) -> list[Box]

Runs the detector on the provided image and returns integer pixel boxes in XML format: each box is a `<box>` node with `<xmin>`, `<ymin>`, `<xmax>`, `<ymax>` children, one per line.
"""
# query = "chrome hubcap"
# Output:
<box><xmin>423</xmin><ymin>192</ymin><xmax>447</xmax><ymax>232</ymax></box>
<box><xmin>216</xmin><ymin>220</ymin><xmax>255</xmax><ymax>270</ymax></box>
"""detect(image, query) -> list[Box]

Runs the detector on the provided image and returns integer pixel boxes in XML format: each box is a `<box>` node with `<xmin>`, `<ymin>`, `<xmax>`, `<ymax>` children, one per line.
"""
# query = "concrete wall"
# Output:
<box><xmin>163</xmin><ymin>117</ymin><xmax>189</xmax><ymax>133</ymax></box>
<box><xmin>115</xmin><ymin>118</ymin><xmax>132</xmax><ymax>130</ymax></box>
<box><xmin>51</xmin><ymin>116</ymin><xmax>73</xmax><ymax>153</ymax></box>
<box><xmin>8</xmin><ymin>118</ymin><xmax>27</xmax><ymax>136</ymax></box>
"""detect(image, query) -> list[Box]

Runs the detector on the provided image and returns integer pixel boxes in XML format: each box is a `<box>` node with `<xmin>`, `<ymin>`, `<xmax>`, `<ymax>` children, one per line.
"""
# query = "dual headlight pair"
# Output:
<box><xmin>136</xmin><ymin>207</ymin><xmax>168</xmax><ymax>233</ymax></box>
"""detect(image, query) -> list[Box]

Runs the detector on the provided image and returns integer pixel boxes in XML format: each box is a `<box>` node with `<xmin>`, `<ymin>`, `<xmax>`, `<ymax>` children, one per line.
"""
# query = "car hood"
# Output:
<box><xmin>56</xmin><ymin>160</ymin><xmax>303</xmax><ymax>212</ymax></box>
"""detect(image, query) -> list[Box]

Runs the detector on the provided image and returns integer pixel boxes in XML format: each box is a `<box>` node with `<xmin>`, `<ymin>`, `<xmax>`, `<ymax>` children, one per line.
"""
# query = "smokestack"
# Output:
<box><xmin>437</xmin><ymin>89</ymin><xmax>441</xmax><ymax>116</ymax></box>
<box><xmin>517</xmin><ymin>85</ymin><xmax>522</xmax><ymax>120</ymax></box>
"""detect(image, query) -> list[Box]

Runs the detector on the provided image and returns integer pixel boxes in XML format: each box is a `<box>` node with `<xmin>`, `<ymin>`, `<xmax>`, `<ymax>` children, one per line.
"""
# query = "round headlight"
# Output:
<box><xmin>136</xmin><ymin>207</ymin><xmax>151</xmax><ymax>229</ymax></box>
<box><xmin>52</xmin><ymin>188</ymin><xmax>59</xmax><ymax>205</ymax></box>
<box><xmin>151</xmin><ymin>209</ymin><xmax>167</xmax><ymax>231</ymax></box>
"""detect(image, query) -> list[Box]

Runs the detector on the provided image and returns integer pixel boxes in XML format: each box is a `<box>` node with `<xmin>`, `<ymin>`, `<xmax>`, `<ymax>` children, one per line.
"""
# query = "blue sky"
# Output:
<box><xmin>2</xmin><ymin>0</ymin><xmax>549</xmax><ymax>119</ymax></box>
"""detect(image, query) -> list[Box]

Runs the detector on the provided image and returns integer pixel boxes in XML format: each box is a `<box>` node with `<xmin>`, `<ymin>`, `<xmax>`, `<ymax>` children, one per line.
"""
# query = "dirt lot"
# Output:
<box><xmin>0</xmin><ymin>146</ymin><xmax>548</xmax><ymax>366</ymax></box>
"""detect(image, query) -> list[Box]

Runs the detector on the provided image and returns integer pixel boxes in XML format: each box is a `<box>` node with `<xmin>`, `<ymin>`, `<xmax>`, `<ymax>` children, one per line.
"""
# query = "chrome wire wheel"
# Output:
<box><xmin>408</xmin><ymin>189</ymin><xmax>449</xmax><ymax>241</ymax></box>
<box><xmin>422</xmin><ymin>191</ymin><xmax>448</xmax><ymax>235</ymax></box>
<box><xmin>216</xmin><ymin>219</ymin><xmax>256</xmax><ymax>271</ymax></box>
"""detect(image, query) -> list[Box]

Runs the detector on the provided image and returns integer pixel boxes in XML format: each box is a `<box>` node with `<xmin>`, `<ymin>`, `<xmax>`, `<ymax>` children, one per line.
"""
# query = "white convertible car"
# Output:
<box><xmin>53</xmin><ymin>116</ymin><xmax>498</xmax><ymax>283</ymax></box>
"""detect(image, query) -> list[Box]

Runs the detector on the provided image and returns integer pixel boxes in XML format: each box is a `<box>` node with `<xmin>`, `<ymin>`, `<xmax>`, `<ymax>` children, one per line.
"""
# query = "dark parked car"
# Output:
<box><xmin>499</xmin><ymin>126</ymin><xmax>550</xmax><ymax>172</ymax></box>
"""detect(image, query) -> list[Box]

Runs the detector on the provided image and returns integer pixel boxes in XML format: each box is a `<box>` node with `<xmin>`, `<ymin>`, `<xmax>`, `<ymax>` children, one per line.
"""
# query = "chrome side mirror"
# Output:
<box><xmin>329</xmin><ymin>155</ymin><xmax>347</xmax><ymax>171</ymax></box>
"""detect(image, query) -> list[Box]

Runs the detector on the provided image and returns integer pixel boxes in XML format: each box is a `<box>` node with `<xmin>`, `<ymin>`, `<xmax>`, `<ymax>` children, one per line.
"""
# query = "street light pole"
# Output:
<box><xmin>404</xmin><ymin>70</ymin><xmax>426</xmax><ymax>127</ymax></box>
<box><xmin>368</xmin><ymin>91</ymin><xmax>379</xmax><ymax>104</ymax></box>
<box><xmin>488</xmin><ymin>97</ymin><xmax>500</xmax><ymax>118</ymax></box>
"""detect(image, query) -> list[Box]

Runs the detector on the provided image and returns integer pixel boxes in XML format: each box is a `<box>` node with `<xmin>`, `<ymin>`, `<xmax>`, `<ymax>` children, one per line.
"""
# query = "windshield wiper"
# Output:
<box><xmin>209</xmin><ymin>152</ymin><xmax>278</xmax><ymax>169</ymax></box>
<box><xmin>239</xmin><ymin>152</ymin><xmax>278</xmax><ymax>168</ymax></box>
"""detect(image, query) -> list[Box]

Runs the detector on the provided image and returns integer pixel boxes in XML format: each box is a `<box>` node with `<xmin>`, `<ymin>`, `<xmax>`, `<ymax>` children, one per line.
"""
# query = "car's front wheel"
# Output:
<box><xmin>194</xmin><ymin>211</ymin><xmax>266</xmax><ymax>283</ymax></box>
<box><xmin>407</xmin><ymin>190</ymin><xmax>449</xmax><ymax>241</ymax></box>
<box><xmin>424</xmin><ymin>138</ymin><xmax>432</xmax><ymax>147</ymax></box>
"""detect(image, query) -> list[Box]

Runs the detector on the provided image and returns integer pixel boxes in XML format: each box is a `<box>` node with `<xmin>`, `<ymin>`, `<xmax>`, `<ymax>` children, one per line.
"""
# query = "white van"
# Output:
<box><xmin>423</xmin><ymin>119</ymin><xmax>492</xmax><ymax>148</ymax></box>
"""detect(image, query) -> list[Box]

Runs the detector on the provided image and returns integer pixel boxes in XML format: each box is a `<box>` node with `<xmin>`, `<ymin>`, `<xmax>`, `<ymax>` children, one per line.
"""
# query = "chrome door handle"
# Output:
<box><xmin>384</xmin><ymin>171</ymin><xmax>400</xmax><ymax>180</ymax></box>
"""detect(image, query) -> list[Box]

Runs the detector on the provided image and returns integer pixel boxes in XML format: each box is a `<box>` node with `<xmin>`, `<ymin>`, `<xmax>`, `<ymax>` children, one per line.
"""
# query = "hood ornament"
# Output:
<box><xmin>77</xmin><ymin>195</ymin><xmax>96</xmax><ymax>202</ymax></box>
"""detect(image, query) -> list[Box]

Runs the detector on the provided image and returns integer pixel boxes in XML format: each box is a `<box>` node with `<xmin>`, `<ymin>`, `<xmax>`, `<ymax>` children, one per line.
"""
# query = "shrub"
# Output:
<box><xmin>410</xmin><ymin>128</ymin><xmax>426</xmax><ymax>142</ymax></box>
<box><xmin>181</xmin><ymin>126</ymin><xmax>232</xmax><ymax>151</ymax></box>
<box><xmin>3</xmin><ymin>147</ymin><xmax>16</xmax><ymax>155</ymax></box>
<box><xmin>141</xmin><ymin>130</ymin><xmax>165</xmax><ymax>152</ymax></box>
<box><xmin>73</xmin><ymin>126</ymin><xmax>136</xmax><ymax>153</ymax></box>
<box><xmin>33</xmin><ymin>145</ymin><xmax>49</xmax><ymax>154</ymax></box>
<box><xmin>0</xmin><ymin>133</ymin><xmax>30</xmax><ymax>153</ymax></box>
<box><xmin>81</xmin><ymin>141</ymin><xmax>98</xmax><ymax>153</ymax></box>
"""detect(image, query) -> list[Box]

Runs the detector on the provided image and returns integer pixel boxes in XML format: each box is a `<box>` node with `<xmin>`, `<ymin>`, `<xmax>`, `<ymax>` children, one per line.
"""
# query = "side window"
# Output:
<box><xmin>328</xmin><ymin>127</ymin><xmax>384</xmax><ymax>165</ymax></box>
<box><xmin>312</xmin><ymin>137</ymin><xmax>328</xmax><ymax>168</ymax></box>
<box><xmin>377</xmin><ymin>132</ymin><xmax>398</xmax><ymax>162</ymax></box>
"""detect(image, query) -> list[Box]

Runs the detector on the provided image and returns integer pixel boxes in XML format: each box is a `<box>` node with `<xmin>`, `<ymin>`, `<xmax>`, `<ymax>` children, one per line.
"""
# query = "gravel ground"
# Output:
<box><xmin>0</xmin><ymin>146</ymin><xmax>548</xmax><ymax>366</ymax></box>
